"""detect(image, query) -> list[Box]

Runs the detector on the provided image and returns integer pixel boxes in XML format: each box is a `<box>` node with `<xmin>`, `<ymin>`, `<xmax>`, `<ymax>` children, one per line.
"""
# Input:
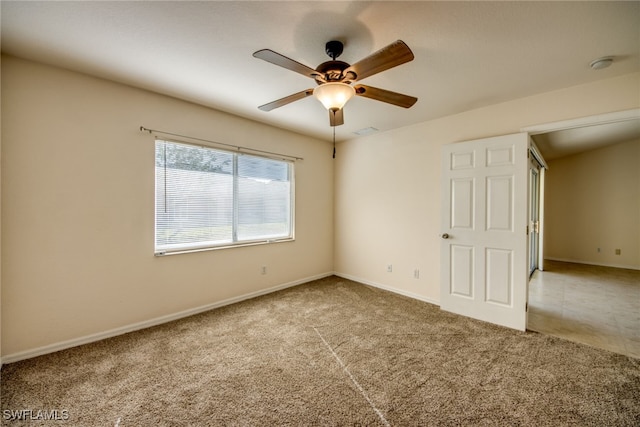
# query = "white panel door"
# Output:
<box><xmin>440</xmin><ymin>133</ymin><xmax>529</xmax><ymax>331</ymax></box>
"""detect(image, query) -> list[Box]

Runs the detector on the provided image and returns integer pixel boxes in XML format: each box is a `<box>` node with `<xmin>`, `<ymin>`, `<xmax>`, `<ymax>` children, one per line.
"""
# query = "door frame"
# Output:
<box><xmin>521</xmin><ymin>109</ymin><xmax>640</xmax><ymax>136</ymax></box>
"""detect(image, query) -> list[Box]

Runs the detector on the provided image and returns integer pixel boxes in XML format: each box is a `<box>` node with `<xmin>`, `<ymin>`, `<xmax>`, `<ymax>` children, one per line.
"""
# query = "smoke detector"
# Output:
<box><xmin>590</xmin><ymin>57</ymin><xmax>613</xmax><ymax>70</ymax></box>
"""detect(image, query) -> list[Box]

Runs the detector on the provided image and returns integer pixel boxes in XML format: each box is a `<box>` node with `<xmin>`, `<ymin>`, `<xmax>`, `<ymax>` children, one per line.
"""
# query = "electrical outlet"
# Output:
<box><xmin>615</xmin><ymin>249</ymin><xmax>621</xmax><ymax>255</ymax></box>
<box><xmin>387</xmin><ymin>264</ymin><xmax>393</xmax><ymax>273</ymax></box>
<box><xmin>414</xmin><ymin>269</ymin><xmax>420</xmax><ymax>279</ymax></box>
<box><xmin>261</xmin><ymin>266</ymin><xmax>267</xmax><ymax>275</ymax></box>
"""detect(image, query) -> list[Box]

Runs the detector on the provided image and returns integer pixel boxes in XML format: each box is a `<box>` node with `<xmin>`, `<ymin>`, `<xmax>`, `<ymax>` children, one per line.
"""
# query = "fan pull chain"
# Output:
<box><xmin>332</xmin><ymin>125</ymin><xmax>336</xmax><ymax>159</ymax></box>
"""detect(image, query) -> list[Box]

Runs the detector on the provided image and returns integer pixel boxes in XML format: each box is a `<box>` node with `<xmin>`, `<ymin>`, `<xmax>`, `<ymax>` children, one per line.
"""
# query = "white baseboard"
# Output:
<box><xmin>334</xmin><ymin>272</ymin><xmax>440</xmax><ymax>306</ymax></box>
<box><xmin>545</xmin><ymin>257</ymin><xmax>640</xmax><ymax>271</ymax></box>
<box><xmin>2</xmin><ymin>272</ymin><xmax>334</xmax><ymax>365</ymax></box>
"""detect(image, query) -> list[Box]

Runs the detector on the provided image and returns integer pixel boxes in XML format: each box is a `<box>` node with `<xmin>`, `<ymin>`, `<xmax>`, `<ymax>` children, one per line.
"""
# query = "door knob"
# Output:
<box><xmin>441</xmin><ymin>233</ymin><xmax>450</xmax><ymax>239</ymax></box>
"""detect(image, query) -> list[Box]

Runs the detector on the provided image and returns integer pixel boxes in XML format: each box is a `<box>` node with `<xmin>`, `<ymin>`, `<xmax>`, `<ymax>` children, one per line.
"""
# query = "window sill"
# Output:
<box><xmin>155</xmin><ymin>237</ymin><xmax>295</xmax><ymax>257</ymax></box>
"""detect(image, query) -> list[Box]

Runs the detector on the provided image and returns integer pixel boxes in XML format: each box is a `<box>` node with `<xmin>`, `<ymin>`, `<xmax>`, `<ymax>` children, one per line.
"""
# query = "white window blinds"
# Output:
<box><xmin>155</xmin><ymin>140</ymin><xmax>293</xmax><ymax>254</ymax></box>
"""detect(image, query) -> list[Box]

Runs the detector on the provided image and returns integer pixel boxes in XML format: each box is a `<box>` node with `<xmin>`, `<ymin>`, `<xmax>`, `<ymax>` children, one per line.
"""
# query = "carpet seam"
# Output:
<box><xmin>312</xmin><ymin>326</ymin><xmax>390</xmax><ymax>427</ymax></box>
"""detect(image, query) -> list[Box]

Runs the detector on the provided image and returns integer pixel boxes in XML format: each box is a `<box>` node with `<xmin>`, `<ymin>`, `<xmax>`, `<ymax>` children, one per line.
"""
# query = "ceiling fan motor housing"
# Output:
<box><xmin>315</xmin><ymin>41</ymin><xmax>353</xmax><ymax>83</ymax></box>
<box><xmin>315</xmin><ymin>60</ymin><xmax>351</xmax><ymax>83</ymax></box>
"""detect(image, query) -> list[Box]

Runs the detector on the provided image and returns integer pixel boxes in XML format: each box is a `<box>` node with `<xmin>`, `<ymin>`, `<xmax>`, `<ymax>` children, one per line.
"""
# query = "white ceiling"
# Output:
<box><xmin>2</xmin><ymin>1</ymin><xmax>639</xmax><ymax>150</ymax></box>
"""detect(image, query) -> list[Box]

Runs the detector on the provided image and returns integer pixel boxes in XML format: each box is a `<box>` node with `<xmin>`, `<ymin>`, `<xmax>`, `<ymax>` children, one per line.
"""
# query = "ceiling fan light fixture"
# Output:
<box><xmin>313</xmin><ymin>82</ymin><xmax>355</xmax><ymax>111</ymax></box>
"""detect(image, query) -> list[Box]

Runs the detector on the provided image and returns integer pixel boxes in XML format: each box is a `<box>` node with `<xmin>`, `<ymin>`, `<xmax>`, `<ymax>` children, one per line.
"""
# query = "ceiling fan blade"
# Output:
<box><xmin>253</xmin><ymin>49</ymin><xmax>320</xmax><ymax>80</ymax></box>
<box><xmin>329</xmin><ymin>108</ymin><xmax>344</xmax><ymax>127</ymax></box>
<box><xmin>354</xmin><ymin>84</ymin><xmax>417</xmax><ymax>108</ymax></box>
<box><xmin>345</xmin><ymin>40</ymin><xmax>414</xmax><ymax>82</ymax></box>
<box><xmin>258</xmin><ymin>89</ymin><xmax>314</xmax><ymax>111</ymax></box>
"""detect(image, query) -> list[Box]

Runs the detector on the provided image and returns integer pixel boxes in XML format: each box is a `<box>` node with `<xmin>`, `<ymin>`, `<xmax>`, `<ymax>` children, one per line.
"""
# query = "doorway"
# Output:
<box><xmin>523</xmin><ymin>110</ymin><xmax>640</xmax><ymax>353</ymax></box>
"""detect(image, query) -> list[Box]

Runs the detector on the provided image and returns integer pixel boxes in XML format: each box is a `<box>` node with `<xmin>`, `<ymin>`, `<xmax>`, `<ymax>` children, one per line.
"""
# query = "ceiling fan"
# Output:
<box><xmin>253</xmin><ymin>40</ymin><xmax>418</xmax><ymax>126</ymax></box>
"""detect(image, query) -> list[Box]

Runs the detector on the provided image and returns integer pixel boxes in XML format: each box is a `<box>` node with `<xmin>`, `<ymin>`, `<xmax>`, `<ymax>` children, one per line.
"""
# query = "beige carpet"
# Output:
<box><xmin>2</xmin><ymin>276</ymin><xmax>639</xmax><ymax>426</ymax></box>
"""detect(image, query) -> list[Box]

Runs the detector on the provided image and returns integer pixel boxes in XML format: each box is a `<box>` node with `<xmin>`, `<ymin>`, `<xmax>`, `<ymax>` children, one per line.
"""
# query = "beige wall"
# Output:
<box><xmin>334</xmin><ymin>72</ymin><xmax>640</xmax><ymax>302</ymax></box>
<box><xmin>3</xmin><ymin>54</ymin><xmax>639</xmax><ymax>361</ymax></box>
<box><xmin>1</xmin><ymin>56</ymin><xmax>334</xmax><ymax>358</ymax></box>
<box><xmin>544</xmin><ymin>139</ymin><xmax>640</xmax><ymax>269</ymax></box>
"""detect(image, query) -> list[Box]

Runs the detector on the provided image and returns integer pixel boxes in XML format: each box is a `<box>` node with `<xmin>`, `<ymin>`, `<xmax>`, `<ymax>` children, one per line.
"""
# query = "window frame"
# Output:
<box><xmin>154</xmin><ymin>139</ymin><xmax>295</xmax><ymax>256</ymax></box>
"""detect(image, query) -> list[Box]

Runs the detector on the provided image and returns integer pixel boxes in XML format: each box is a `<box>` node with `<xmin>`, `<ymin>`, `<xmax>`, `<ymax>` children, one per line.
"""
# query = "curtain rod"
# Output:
<box><xmin>139</xmin><ymin>126</ymin><xmax>304</xmax><ymax>161</ymax></box>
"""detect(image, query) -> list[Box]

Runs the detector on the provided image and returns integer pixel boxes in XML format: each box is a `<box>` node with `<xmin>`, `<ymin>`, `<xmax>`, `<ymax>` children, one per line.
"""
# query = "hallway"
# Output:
<box><xmin>528</xmin><ymin>260</ymin><xmax>640</xmax><ymax>359</ymax></box>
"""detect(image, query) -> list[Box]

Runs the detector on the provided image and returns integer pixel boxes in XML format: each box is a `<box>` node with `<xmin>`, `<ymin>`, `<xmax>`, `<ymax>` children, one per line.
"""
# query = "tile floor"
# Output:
<box><xmin>527</xmin><ymin>260</ymin><xmax>640</xmax><ymax>359</ymax></box>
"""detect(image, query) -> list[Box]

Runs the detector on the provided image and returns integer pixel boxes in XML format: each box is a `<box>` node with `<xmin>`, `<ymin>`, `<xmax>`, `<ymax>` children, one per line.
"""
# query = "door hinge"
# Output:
<box><xmin>526</xmin><ymin>225</ymin><xmax>529</xmax><ymax>235</ymax></box>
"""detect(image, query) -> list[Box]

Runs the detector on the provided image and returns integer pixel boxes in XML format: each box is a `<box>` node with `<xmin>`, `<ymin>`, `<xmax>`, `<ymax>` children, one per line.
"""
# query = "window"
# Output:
<box><xmin>155</xmin><ymin>140</ymin><xmax>294</xmax><ymax>255</ymax></box>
